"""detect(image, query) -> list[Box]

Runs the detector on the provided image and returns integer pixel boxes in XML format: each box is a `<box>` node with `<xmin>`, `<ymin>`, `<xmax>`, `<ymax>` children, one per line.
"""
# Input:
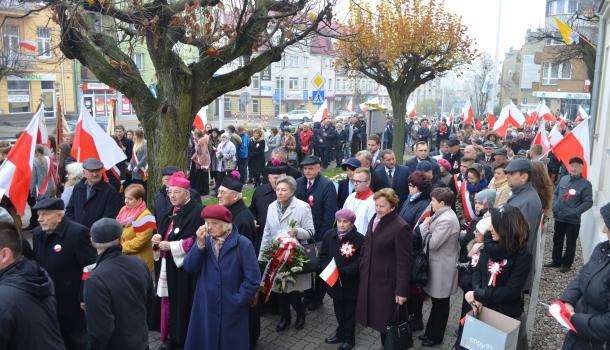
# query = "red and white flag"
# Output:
<box><xmin>132</xmin><ymin>215</ymin><xmax>157</xmax><ymax>232</ymax></box>
<box><xmin>193</xmin><ymin>105</ymin><xmax>208</xmax><ymax>130</ymax></box>
<box><xmin>37</xmin><ymin>109</ymin><xmax>49</xmax><ymax>146</ymax></box>
<box><xmin>537</xmin><ymin>103</ymin><xmax>557</xmax><ymax>122</ymax></box>
<box><xmin>359</xmin><ymin>103</ymin><xmax>368</xmax><ymax>113</ymax></box>
<box><xmin>548</xmin><ymin>123</ymin><xmax>564</xmax><ymax>148</ymax></box>
<box><xmin>487</xmin><ymin>111</ymin><xmax>496</xmax><ymax>129</ymax></box>
<box><xmin>575</xmin><ymin>105</ymin><xmax>588</xmax><ymax>124</ymax></box>
<box><xmin>407</xmin><ymin>100</ymin><xmax>416</xmax><ymax>121</ymax></box>
<box><xmin>558</xmin><ymin>114</ymin><xmax>567</xmax><ymax>130</ymax></box>
<box><xmin>346</xmin><ymin>98</ymin><xmax>354</xmax><ymax>113</ymax></box>
<box><xmin>0</xmin><ymin>106</ymin><xmax>44</xmax><ymax>215</ymax></box>
<box><xmin>19</xmin><ymin>41</ymin><xmax>37</xmax><ymax>53</ymax></box>
<box><xmin>313</xmin><ymin>99</ymin><xmax>329</xmax><ymax>122</ymax></box>
<box><xmin>547</xmin><ymin>301</ymin><xmax>577</xmax><ymax>333</ymax></box>
<box><xmin>320</xmin><ymin>257</ymin><xmax>339</xmax><ymax>287</ymax></box>
<box><xmin>71</xmin><ymin>100</ymin><xmax>127</xmax><ymax>170</ymax></box>
<box><xmin>553</xmin><ymin>117</ymin><xmax>590</xmax><ymax>179</ymax></box>
<box><xmin>461</xmin><ymin>99</ymin><xmax>474</xmax><ymax>125</ymax></box>
<box><xmin>448</xmin><ymin>111</ymin><xmax>454</xmax><ymax>125</ymax></box>
<box><xmin>493</xmin><ymin>102</ymin><xmax>525</xmax><ymax>138</ymax></box>
<box><xmin>532</xmin><ymin>119</ymin><xmax>551</xmax><ymax>154</ymax></box>
<box><xmin>525</xmin><ymin>107</ymin><xmax>537</xmax><ymax>127</ymax></box>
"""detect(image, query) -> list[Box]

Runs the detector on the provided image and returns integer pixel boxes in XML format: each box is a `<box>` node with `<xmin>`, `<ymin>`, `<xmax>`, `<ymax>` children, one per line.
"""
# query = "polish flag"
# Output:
<box><xmin>547</xmin><ymin>301</ymin><xmax>577</xmax><ymax>333</ymax></box>
<box><xmin>553</xmin><ymin>117</ymin><xmax>590</xmax><ymax>179</ymax></box>
<box><xmin>538</xmin><ymin>103</ymin><xmax>557</xmax><ymax>122</ymax></box>
<box><xmin>19</xmin><ymin>41</ymin><xmax>37</xmax><ymax>52</ymax></box>
<box><xmin>461</xmin><ymin>99</ymin><xmax>474</xmax><ymax>125</ymax></box>
<box><xmin>193</xmin><ymin>105</ymin><xmax>208</xmax><ymax>130</ymax></box>
<box><xmin>346</xmin><ymin>98</ymin><xmax>354</xmax><ymax>113</ymax></box>
<box><xmin>487</xmin><ymin>111</ymin><xmax>496</xmax><ymax>129</ymax></box>
<box><xmin>575</xmin><ymin>105</ymin><xmax>588</xmax><ymax>124</ymax></box>
<box><xmin>525</xmin><ymin>107</ymin><xmax>538</xmax><ymax>127</ymax></box>
<box><xmin>448</xmin><ymin>111</ymin><xmax>454</xmax><ymax>125</ymax></box>
<box><xmin>548</xmin><ymin>123</ymin><xmax>564</xmax><ymax>148</ymax></box>
<box><xmin>359</xmin><ymin>103</ymin><xmax>369</xmax><ymax>113</ymax></box>
<box><xmin>132</xmin><ymin>215</ymin><xmax>157</xmax><ymax>232</ymax></box>
<box><xmin>0</xmin><ymin>106</ymin><xmax>44</xmax><ymax>215</ymax></box>
<box><xmin>313</xmin><ymin>99</ymin><xmax>329</xmax><ymax>122</ymax></box>
<box><xmin>71</xmin><ymin>101</ymin><xmax>127</xmax><ymax>170</ymax></box>
<box><xmin>37</xmin><ymin>110</ymin><xmax>49</xmax><ymax>145</ymax></box>
<box><xmin>558</xmin><ymin>114</ymin><xmax>567</xmax><ymax>130</ymax></box>
<box><xmin>320</xmin><ymin>257</ymin><xmax>339</xmax><ymax>287</ymax></box>
<box><xmin>494</xmin><ymin>102</ymin><xmax>525</xmax><ymax>138</ymax></box>
<box><xmin>532</xmin><ymin>119</ymin><xmax>551</xmax><ymax>154</ymax></box>
<box><xmin>407</xmin><ymin>100</ymin><xmax>416</xmax><ymax>121</ymax></box>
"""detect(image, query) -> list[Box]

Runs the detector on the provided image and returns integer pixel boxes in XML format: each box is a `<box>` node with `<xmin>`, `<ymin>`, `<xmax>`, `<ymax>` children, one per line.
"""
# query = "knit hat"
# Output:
<box><xmin>335</xmin><ymin>208</ymin><xmax>356</xmax><ymax>223</ymax></box>
<box><xmin>476</xmin><ymin>216</ymin><xmax>492</xmax><ymax>234</ymax></box>
<box><xmin>90</xmin><ymin>218</ymin><xmax>123</xmax><ymax>243</ymax></box>
<box><xmin>220</xmin><ymin>170</ymin><xmax>243</xmax><ymax>192</ymax></box>
<box><xmin>200</xmin><ymin>205</ymin><xmax>233</xmax><ymax>223</ymax></box>
<box><xmin>474</xmin><ymin>189</ymin><xmax>496</xmax><ymax>207</ymax></box>
<box><xmin>168</xmin><ymin>171</ymin><xmax>190</xmax><ymax>189</ymax></box>
<box><xmin>437</xmin><ymin>158</ymin><xmax>451</xmax><ymax>172</ymax></box>
<box><xmin>601</xmin><ymin>202</ymin><xmax>610</xmax><ymax>230</ymax></box>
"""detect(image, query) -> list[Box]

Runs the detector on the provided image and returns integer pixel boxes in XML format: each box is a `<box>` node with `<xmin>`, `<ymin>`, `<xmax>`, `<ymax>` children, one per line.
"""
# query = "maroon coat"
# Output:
<box><xmin>356</xmin><ymin>210</ymin><xmax>412</xmax><ymax>332</ymax></box>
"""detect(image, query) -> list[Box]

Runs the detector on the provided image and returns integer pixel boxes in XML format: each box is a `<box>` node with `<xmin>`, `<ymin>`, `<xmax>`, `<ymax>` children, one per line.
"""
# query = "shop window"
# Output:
<box><xmin>8</xmin><ymin>80</ymin><xmax>30</xmax><ymax>113</ymax></box>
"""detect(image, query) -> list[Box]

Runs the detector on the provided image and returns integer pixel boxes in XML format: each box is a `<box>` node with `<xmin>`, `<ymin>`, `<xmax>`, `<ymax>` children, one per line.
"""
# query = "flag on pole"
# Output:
<box><xmin>554</xmin><ymin>17</ymin><xmax>580</xmax><ymax>45</ymax></box>
<box><xmin>494</xmin><ymin>102</ymin><xmax>525</xmax><ymax>138</ymax></box>
<box><xmin>19</xmin><ymin>41</ymin><xmax>37</xmax><ymax>52</ymax></box>
<box><xmin>537</xmin><ymin>102</ymin><xmax>557</xmax><ymax>122</ymax></box>
<box><xmin>0</xmin><ymin>105</ymin><xmax>44</xmax><ymax>215</ymax></box>
<box><xmin>71</xmin><ymin>100</ymin><xmax>127</xmax><ymax>170</ymax></box>
<box><xmin>553</xmin><ymin>118</ymin><xmax>590</xmax><ymax>179</ymax></box>
<box><xmin>575</xmin><ymin>105</ymin><xmax>588</xmax><ymax>124</ymax></box>
<box><xmin>37</xmin><ymin>104</ymin><xmax>49</xmax><ymax>145</ymax></box>
<box><xmin>461</xmin><ymin>99</ymin><xmax>474</xmax><ymax>125</ymax></box>
<box><xmin>487</xmin><ymin>111</ymin><xmax>496</xmax><ymax>129</ymax></box>
<box><xmin>193</xmin><ymin>105</ymin><xmax>208</xmax><ymax>130</ymax></box>
<box><xmin>532</xmin><ymin>119</ymin><xmax>551</xmax><ymax>154</ymax></box>
<box><xmin>448</xmin><ymin>111</ymin><xmax>454</xmax><ymax>125</ymax></box>
<box><xmin>525</xmin><ymin>107</ymin><xmax>537</xmax><ymax>127</ymax></box>
<box><xmin>549</xmin><ymin>123</ymin><xmax>564</xmax><ymax>148</ymax></box>
<box><xmin>313</xmin><ymin>99</ymin><xmax>329</xmax><ymax>122</ymax></box>
<box><xmin>407</xmin><ymin>100</ymin><xmax>416</xmax><ymax>121</ymax></box>
<box><xmin>346</xmin><ymin>98</ymin><xmax>354</xmax><ymax>113</ymax></box>
<box><xmin>320</xmin><ymin>257</ymin><xmax>340</xmax><ymax>287</ymax></box>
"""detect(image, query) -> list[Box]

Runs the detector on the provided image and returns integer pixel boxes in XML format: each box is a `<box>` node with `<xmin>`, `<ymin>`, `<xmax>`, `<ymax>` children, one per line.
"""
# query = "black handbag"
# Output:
<box><xmin>384</xmin><ymin>305</ymin><xmax>413</xmax><ymax>350</ymax></box>
<box><xmin>299</xmin><ymin>240</ymin><xmax>321</xmax><ymax>274</ymax></box>
<box><xmin>411</xmin><ymin>234</ymin><xmax>430</xmax><ymax>287</ymax></box>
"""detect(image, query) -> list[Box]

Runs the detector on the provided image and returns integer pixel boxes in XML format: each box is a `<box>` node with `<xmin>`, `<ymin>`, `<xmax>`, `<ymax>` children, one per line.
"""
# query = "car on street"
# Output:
<box><xmin>67</xmin><ymin>118</ymin><xmax>108</xmax><ymax>132</ymax></box>
<box><xmin>278</xmin><ymin>109</ymin><xmax>312</xmax><ymax>122</ymax></box>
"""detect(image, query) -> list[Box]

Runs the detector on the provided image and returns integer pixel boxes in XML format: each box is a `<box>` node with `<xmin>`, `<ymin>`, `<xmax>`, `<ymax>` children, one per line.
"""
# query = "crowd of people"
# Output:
<box><xmin>0</xmin><ymin>112</ymin><xmax>608</xmax><ymax>350</ymax></box>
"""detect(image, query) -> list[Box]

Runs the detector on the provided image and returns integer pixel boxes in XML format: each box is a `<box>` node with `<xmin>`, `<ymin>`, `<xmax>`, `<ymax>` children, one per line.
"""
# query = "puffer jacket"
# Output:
<box><xmin>560</xmin><ymin>241</ymin><xmax>610</xmax><ymax>350</ymax></box>
<box><xmin>553</xmin><ymin>175</ymin><xmax>593</xmax><ymax>225</ymax></box>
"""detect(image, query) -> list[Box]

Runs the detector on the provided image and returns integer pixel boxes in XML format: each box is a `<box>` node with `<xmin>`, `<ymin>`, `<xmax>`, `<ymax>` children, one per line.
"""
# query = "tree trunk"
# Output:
<box><xmin>388</xmin><ymin>87</ymin><xmax>408</xmax><ymax>163</ymax></box>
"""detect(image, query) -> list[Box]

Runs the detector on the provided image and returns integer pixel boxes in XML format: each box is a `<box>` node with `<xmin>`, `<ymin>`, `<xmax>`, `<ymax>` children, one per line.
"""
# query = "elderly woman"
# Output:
<box><xmin>214</xmin><ymin>132</ymin><xmax>237</xmax><ymax>192</ymax></box>
<box><xmin>419</xmin><ymin>187</ymin><xmax>460</xmax><ymax>347</ymax></box>
<box><xmin>183</xmin><ymin>205</ymin><xmax>261</xmax><ymax>350</ymax></box>
<box><xmin>259</xmin><ymin>175</ymin><xmax>314</xmax><ymax>332</ymax></box>
<box><xmin>356</xmin><ymin>188</ymin><xmax>412</xmax><ymax>346</ymax></box>
<box><xmin>117</xmin><ymin>183</ymin><xmax>154</xmax><ymax>272</ymax></box>
<box><xmin>61</xmin><ymin>162</ymin><xmax>84</xmax><ymax>206</ymax></box>
<box><xmin>557</xmin><ymin>202</ymin><xmax>610</xmax><ymax>350</ymax></box>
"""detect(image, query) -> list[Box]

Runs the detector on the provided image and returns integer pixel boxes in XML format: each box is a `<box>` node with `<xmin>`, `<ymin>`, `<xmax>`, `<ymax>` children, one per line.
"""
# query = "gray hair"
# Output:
<box><xmin>66</xmin><ymin>162</ymin><xmax>84</xmax><ymax>180</ymax></box>
<box><xmin>272</xmin><ymin>147</ymin><xmax>288</xmax><ymax>161</ymax></box>
<box><xmin>91</xmin><ymin>239</ymin><xmax>120</xmax><ymax>250</ymax></box>
<box><xmin>356</xmin><ymin>150</ymin><xmax>372</xmax><ymax>164</ymax></box>
<box><xmin>275</xmin><ymin>175</ymin><xmax>297</xmax><ymax>192</ymax></box>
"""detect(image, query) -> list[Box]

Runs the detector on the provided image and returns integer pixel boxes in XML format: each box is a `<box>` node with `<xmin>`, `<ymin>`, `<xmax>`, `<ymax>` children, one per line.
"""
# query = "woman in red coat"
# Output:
<box><xmin>356</xmin><ymin>188</ymin><xmax>413</xmax><ymax>346</ymax></box>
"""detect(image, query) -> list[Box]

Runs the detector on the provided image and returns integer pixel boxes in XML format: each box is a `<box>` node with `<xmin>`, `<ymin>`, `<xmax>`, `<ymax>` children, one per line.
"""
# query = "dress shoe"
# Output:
<box><xmin>295</xmin><ymin>315</ymin><xmax>306</xmax><ymax>330</ymax></box>
<box><xmin>307</xmin><ymin>300</ymin><xmax>323</xmax><ymax>311</ymax></box>
<box><xmin>544</xmin><ymin>262</ymin><xmax>561</xmax><ymax>268</ymax></box>
<box><xmin>412</xmin><ymin>317</ymin><xmax>424</xmax><ymax>331</ymax></box>
<box><xmin>418</xmin><ymin>334</ymin><xmax>429</xmax><ymax>341</ymax></box>
<box><xmin>560</xmin><ymin>265</ymin><xmax>571</xmax><ymax>273</ymax></box>
<box><xmin>338</xmin><ymin>343</ymin><xmax>354</xmax><ymax>350</ymax></box>
<box><xmin>325</xmin><ymin>335</ymin><xmax>344</xmax><ymax>344</ymax></box>
<box><xmin>276</xmin><ymin>318</ymin><xmax>290</xmax><ymax>332</ymax></box>
<box><xmin>421</xmin><ymin>339</ymin><xmax>441</xmax><ymax>347</ymax></box>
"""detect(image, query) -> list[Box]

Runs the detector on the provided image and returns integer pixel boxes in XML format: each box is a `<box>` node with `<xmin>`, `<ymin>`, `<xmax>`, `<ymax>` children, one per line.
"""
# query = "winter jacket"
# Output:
<box><xmin>0</xmin><ymin>257</ymin><xmax>65</xmax><ymax>350</ymax></box>
<box><xmin>560</xmin><ymin>241</ymin><xmax>610</xmax><ymax>350</ymax></box>
<box><xmin>318</xmin><ymin>227</ymin><xmax>364</xmax><ymax>300</ymax></box>
<box><xmin>238</xmin><ymin>133</ymin><xmax>250</xmax><ymax>159</ymax></box>
<box><xmin>552</xmin><ymin>175</ymin><xmax>593</xmax><ymax>225</ymax></box>
<box><xmin>121</xmin><ymin>209</ymin><xmax>155</xmax><ymax>272</ymax></box>
<box><xmin>398</xmin><ymin>192</ymin><xmax>430</xmax><ymax>251</ymax></box>
<box><xmin>66</xmin><ymin>179</ymin><xmax>122</xmax><ymax>228</ymax></box>
<box><xmin>296</xmin><ymin>174</ymin><xmax>337</xmax><ymax>241</ymax></box>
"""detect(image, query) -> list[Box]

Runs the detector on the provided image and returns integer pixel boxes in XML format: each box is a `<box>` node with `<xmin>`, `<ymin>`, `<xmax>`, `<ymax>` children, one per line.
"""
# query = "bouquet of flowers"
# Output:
<box><xmin>260</xmin><ymin>231</ymin><xmax>309</xmax><ymax>301</ymax></box>
<box><xmin>328</xmin><ymin>172</ymin><xmax>347</xmax><ymax>183</ymax></box>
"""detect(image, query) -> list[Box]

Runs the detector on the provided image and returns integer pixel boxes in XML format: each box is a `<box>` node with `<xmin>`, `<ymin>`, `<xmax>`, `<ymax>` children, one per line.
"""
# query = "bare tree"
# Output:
<box><xmin>468</xmin><ymin>53</ymin><xmax>494</xmax><ymax>116</ymax></box>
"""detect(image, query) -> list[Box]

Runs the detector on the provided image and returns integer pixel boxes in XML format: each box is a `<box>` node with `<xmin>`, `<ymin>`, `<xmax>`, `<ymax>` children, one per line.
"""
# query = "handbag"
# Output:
<box><xmin>299</xmin><ymin>240</ymin><xmax>321</xmax><ymax>274</ymax></box>
<box><xmin>411</xmin><ymin>234</ymin><xmax>430</xmax><ymax>288</ymax></box>
<box><xmin>384</xmin><ymin>304</ymin><xmax>413</xmax><ymax>350</ymax></box>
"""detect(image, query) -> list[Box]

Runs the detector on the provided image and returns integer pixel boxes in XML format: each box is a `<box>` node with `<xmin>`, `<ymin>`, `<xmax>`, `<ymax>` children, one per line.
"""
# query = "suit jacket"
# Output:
<box><xmin>296</xmin><ymin>174</ymin><xmax>337</xmax><ymax>241</ymax></box>
<box><xmin>336</xmin><ymin>178</ymin><xmax>353</xmax><ymax>209</ymax></box>
<box><xmin>404</xmin><ymin>156</ymin><xmax>441</xmax><ymax>180</ymax></box>
<box><xmin>444</xmin><ymin>151</ymin><xmax>463</xmax><ymax>175</ymax></box>
<box><xmin>66</xmin><ymin>179</ymin><xmax>122</xmax><ymax>228</ymax></box>
<box><xmin>372</xmin><ymin>165</ymin><xmax>411</xmax><ymax>209</ymax></box>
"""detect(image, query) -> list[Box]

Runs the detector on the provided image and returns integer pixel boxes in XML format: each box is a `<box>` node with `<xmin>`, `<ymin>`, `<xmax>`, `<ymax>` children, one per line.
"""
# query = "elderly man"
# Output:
<box><xmin>480</xmin><ymin>142</ymin><xmax>496</xmax><ymax>169</ymax></box>
<box><xmin>337</xmin><ymin>158</ymin><xmax>361</xmax><ymax>209</ymax></box>
<box><xmin>66</xmin><ymin>158</ymin><xmax>122</xmax><ymax>228</ymax></box>
<box><xmin>356</xmin><ymin>150</ymin><xmax>384</xmax><ymax>192</ymax></box>
<box><xmin>184</xmin><ymin>205</ymin><xmax>261</xmax><ymax>350</ymax></box>
<box><xmin>343</xmin><ymin>167</ymin><xmax>376</xmax><ymax>234</ymax></box>
<box><xmin>464</xmin><ymin>144</ymin><xmax>492</xmax><ymax>181</ymax></box>
<box><xmin>32</xmin><ymin>198</ymin><xmax>96</xmax><ymax>350</ymax></box>
<box><xmin>443</xmin><ymin>138</ymin><xmax>463</xmax><ymax>175</ymax></box>
<box><xmin>84</xmin><ymin>218</ymin><xmax>153</xmax><ymax>350</ymax></box>
<box><xmin>373</xmin><ymin>149</ymin><xmax>411</xmax><ymax>208</ymax></box>
<box><xmin>250</xmin><ymin>164</ymin><xmax>286</xmax><ymax>253</ymax></box>
<box><xmin>153</xmin><ymin>166</ymin><xmax>202</xmax><ymax>225</ymax></box>
<box><xmin>152</xmin><ymin>171</ymin><xmax>203</xmax><ymax>350</ymax></box>
<box><xmin>262</xmin><ymin>147</ymin><xmax>301</xmax><ymax>183</ymax></box>
<box><xmin>0</xmin><ymin>221</ymin><xmax>65</xmax><ymax>349</ymax></box>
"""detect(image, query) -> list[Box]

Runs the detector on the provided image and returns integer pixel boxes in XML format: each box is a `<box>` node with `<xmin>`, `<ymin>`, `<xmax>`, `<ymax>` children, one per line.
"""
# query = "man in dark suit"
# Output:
<box><xmin>405</xmin><ymin>141</ymin><xmax>441</xmax><ymax>180</ymax></box>
<box><xmin>250</xmin><ymin>164</ymin><xmax>286</xmax><ymax>253</ymax></box>
<box><xmin>337</xmin><ymin>158</ymin><xmax>361</xmax><ymax>209</ymax></box>
<box><xmin>443</xmin><ymin>138</ymin><xmax>463</xmax><ymax>175</ymax></box>
<box><xmin>373</xmin><ymin>150</ymin><xmax>411</xmax><ymax>209</ymax></box>
<box><xmin>296</xmin><ymin>156</ymin><xmax>337</xmax><ymax>310</ymax></box>
<box><xmin>32</xmin><ymin>198</ymin><xmax>97</xmax><ymax>350</ymax></box>
<box><xmin>66</xmin><ymin>158</ymin><xmax>122</xmax><ymax>228</ymax></box>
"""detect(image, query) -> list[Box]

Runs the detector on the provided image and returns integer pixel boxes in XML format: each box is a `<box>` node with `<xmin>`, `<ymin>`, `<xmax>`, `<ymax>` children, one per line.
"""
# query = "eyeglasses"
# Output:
<box><xmin>351</xmin><ymin>179</ymin><xmax>368</xmax><ymax>185</ymax></box>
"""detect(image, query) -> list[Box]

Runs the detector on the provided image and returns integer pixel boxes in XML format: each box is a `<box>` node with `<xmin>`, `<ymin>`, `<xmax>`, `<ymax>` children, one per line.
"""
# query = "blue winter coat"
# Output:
<box><xmin>238</xmin><ymin>133</ymin><xmax>250</xmax><ymax>159</ymax></box>
<box><xmin>183</xmin><ymin>227</ymin><xmax>261</xmax><ymax>350</ymax></box>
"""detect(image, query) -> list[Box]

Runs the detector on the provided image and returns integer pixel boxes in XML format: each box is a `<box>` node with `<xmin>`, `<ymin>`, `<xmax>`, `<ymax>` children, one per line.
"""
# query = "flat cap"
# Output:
<box><xmin>200</xmin><ymin>204</ymin><xmax>233</xmax><ymax>223</ymax></box>
<box><xmin>341</xmin><ymin>157</ymin><xmax>361</xmax><ymax>170</ymax></box>
<box><xmin>300</xmin><ymin>155</ymin><xmax>321</xmax><ymax>167</ymax></box>
<box><xmin>505</xmin><ymin>158</ymin><xmax>532</xmax><ymax>173</ymax></box>
<box><xmin>33</xmin><ymin>198</ymin><xmax>65</xmax><ymax>211</ymax></box>
<box><xmin>416</xmin><ymin>160</ymin><xmax>433</xmax><ymax>172</ymax></box>
<box><xmin>162</xmin><ymin>166</ymin><xmax>181</xmax><ymax>176</ymax></box>
<box><xmin>91</xmin><ymin>218</ymin><xmax>123</xmax><ymax>243</ymax></box>
<box><xmin>447</xmin><ymin>139</ymin><xmax>460</xmax><ymax>147</ymax></box>
<box><xmin>483</xmin><ymin>142</ymin><xmax>496</xmax><ymax>149</ymax></box>
<box><xmin>83</xmin><ymin>158</ymin><xmax>104</xmax><ymax>170</ymax></box>
<box><xmin>493</xmin><ymin>148</ymin><xmax>508</xmax><ymax>156</ymax></box>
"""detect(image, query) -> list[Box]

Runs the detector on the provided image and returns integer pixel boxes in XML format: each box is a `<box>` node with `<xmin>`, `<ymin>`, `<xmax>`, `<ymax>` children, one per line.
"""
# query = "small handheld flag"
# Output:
<box><xmin>320</xmin><ymin>257</ymin><xmax>340</xmax><ymax>287</ymax></box>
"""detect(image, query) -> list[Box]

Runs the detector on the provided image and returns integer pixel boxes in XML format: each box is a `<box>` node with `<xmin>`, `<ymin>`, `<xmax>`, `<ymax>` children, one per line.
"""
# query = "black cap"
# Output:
<box><xmin>505</xmin><ymin>159</ymin><xmax>532</xmax><ymax>173</ymax></box>
<box><xmin>220</xmin><ymin>171</ymin><xmax>243</xmax><ymax>192</ymax></box>
<box><xmin>33</xmin><ymin>198</ymin><xmax>65</xmax><ymax>211</ymax></box>
<box><xmin>83</xmin><ymin>158</ymin><xmax>104</xmax><ymax>170</ymax></box>
<box><xmin>493</xmin><ymin>148</ymin><xmax>508</xmax><ymax>156</ymax></box>
<box><xmin>266</xmin><ymin>165</ymin><xmax>287</xmax><ymax>175</ymax></box>
<box><xmin>300</xmin><ymin>156</ymin><xmax>321</xmax><ymax>166</ymax></box>
<box><xmin>90</xmin><ymin>218</ymin><xmax>123</xmax><ymax>244</ymax></box>
<box><xmin>483</xmin><ymin>142</ymin><xmax>496</xmax><ymax>149</ymax></box>
<box><xmin>162</xmin><ymin>166</ymin><xmax>181</xmax><ymax>176</ymax></box>
<box><xmin>447</xmin><ymin>139</ymin><xmax>460</xmax><ymax>147</ymax></box>
<box><xmin>569</xmin><ymin>157</ymin><xmax>584</xmax><ymax>165</ymax></box>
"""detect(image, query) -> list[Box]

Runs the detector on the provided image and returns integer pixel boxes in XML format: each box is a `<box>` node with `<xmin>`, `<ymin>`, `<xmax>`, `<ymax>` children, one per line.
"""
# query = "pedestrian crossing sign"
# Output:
<box><xmin>312</xmin><ymin>90</ymin><xmax>325</xmax><ymax>105</ymax></box>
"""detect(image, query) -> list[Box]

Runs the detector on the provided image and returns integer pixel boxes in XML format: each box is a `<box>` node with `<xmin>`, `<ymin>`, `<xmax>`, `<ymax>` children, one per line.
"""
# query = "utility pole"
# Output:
<box><xmin>489</xmin><ymin>0</ymin><xmax>503</xmax><ymax>113</ymax></box>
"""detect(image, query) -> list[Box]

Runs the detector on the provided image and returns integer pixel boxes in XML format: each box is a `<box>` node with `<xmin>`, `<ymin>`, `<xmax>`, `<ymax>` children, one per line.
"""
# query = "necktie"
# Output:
<box><xmin>307</xmin><ymin>180</ymin><xmax>313</xmax><ymax>190</ymax></box>
<box><xmin>388</xmin><ymin>170</ymin><xmax>393</xmax><ymax>186</ymax></box>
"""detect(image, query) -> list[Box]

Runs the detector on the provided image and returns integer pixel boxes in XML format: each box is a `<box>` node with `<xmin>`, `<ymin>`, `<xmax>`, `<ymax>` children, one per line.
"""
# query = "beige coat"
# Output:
<box><xmin>489</xmin><ymin>177</ymin><xmax>511</xmax><ymax>208</ymax></box>
<box><xmin>420</xmin><ymin>206</ymin><xmax>460</xmax><ymax>299</ymax></box>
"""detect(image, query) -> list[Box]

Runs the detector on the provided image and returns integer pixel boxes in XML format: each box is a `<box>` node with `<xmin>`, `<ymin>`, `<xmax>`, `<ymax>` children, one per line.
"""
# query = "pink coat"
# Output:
<box><xmin>193</xmin><ymin>135</ymin><xmax>210</xmax><ymax>170</ymax></box>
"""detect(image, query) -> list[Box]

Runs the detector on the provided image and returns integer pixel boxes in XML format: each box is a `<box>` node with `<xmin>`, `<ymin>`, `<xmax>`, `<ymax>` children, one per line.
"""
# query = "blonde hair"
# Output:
<box><xmin>373</xmin><ymin>188</ymin><xmax>399</xmax><ymax>209</ymax></box>
<box><xmin>133</xmin><ymin>130</ymin><xmax>145</xmax><ymax>153</ymax></box>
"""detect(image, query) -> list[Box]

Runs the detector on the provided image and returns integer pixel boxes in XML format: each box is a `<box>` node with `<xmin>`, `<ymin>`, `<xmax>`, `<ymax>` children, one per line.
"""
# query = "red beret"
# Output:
<box><xmin>200</xmin><ymin>205</ymin><xmax>233</xmax><ymax>223</ymax></box>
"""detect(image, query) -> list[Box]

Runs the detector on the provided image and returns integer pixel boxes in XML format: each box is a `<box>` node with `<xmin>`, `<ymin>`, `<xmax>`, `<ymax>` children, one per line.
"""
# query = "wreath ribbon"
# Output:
<box><xmin>260</xmin><ymin>237</ymin><xmax>297</xmax><ymax>300</ymax></box>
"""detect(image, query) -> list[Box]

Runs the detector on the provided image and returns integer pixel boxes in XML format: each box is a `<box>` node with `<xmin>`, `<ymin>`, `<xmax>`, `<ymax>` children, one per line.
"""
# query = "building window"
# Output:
<box><xmin>288</xmin><ymin>77</ymin><xmax>299</xmax><ymax>90</ymax></box>
<box><xmin>3</xmin><ymin>25</ymin><xmax>20</xmax><ymax>62</ymax></box>
<box><xmin>275</xmin><ymin>76</ymin><xmax>284</xmax><ymax>90</ymax></box>
<box><xmin>252</xmin><ymin>75</ymin><xmax>260</xmax><ymax>89</ymax></box>
<box><xmin>37</xmin><ymin>27</ymin><xmax>51</xmax><ymax>58</ymax></box>
<box><xmin>132</xmin><ymin>53</ymin><xmax>144</xmax><ymax>71</ymax></box>
<box><xmin>328</xmin><ymin>78</ymin><xmax>333</xmax><ymax>91</ymax></box>
<box><xmin>224</xmin><ymin>97</ymin><xmax>231</xmax><ymax>111</ymax></box>
<box><xmin>252</xmin><ymin>99</ymin><xmax>259</xmax><ymax>113</ymax></box>
<box><xmin>546</xmin><ymin>0</ymin><xmax>577</xmax><ymax>16</ymax></box>
<box><xmin>302</xmin><ymin>78</ymin><xmax>307</xmax><ymax>90</ymax></box>
<box><xmin>238</xmin><ymin>100</ymin><xmax>246</xmax><ymax>113</ymax></box>
<box><xmin>41</xmin><ymin>80</ymin><xmax>55</xmax><ymax>117</ymax></box>
<box><xmin>542</xmin><ymin>62</ymin><xmax>572</xmax><ymax>85</ymax></box>
<box><xmin>287</xmin><ymin>55</ymin><xmax>298</xmax><ymax>67</ymax></box>
<box><xmin>7</xmin><ymin>80</ymin><xmax>31</xmax><ymax>113</ymax></box>
<box><xmin>303</xmin><ymin>56</ymin><xmax>309</xmax><ymax>67</ymax></box>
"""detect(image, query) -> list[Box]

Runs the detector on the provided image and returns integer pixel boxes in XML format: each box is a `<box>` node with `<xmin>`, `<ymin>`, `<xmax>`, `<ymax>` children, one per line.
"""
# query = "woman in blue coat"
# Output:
<box><xmin>183</xmin><ymin>205</ymin><xmax>261</xmax><ymax>350</ymax></box>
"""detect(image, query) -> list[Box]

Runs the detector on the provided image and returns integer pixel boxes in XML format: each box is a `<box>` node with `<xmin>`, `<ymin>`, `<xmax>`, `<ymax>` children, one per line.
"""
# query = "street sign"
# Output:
<box><xmin>312</xmin><ymin>90</ymin><xmax>325</xmax><ymax>105</ymax></box>
<box><xmin>261</xmin><ymin>66</ymin><xmax>272</xmax><ymax>81</ymax></box>
<box><xmin>312</xmin><ymin>73</ymin><xmax>325</xmax><ymax>90</ymax></box>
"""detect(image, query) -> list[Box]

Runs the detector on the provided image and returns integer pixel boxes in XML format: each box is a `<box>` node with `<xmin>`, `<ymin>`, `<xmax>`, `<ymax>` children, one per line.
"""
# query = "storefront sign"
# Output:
<box><xmin>122</xmin><ymin>97</ymin><xmax>132</xmax><ymax>114</ymax></box>
<box><xmin>82</xmin><ymin>83</ymin><xmax>113</xmax><ymax>91</ymax></box>
<box><xmin>533</xmin><ymin>91</ymin><xmax>590</xmax><ymax>100</ymax></box>
<box><xmin>8</xmin><ymin>95</ymin><xmax>30</xmax><ymax>103</ymax></box>
<box><xmin>7</xmin><ymin>73</ymin><xmax>56</xmax><ymax>81</ymax></box>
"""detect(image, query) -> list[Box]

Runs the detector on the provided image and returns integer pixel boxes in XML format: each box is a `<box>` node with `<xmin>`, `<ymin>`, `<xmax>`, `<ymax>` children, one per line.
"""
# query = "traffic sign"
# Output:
<box><xmin>312</xmin><ymin>73</ymin><xmax>325</xmax><ymax>90</ymax></box>
<box><xmin>312</xmin><ymin>90</ymin><xmax>325</xmax><ymax>105</ymax></box>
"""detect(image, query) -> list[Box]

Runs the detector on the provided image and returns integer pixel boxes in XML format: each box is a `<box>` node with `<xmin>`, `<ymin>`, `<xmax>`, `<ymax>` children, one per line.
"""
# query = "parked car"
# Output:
<box><xmin>278</xmin><ymin>109</ymin><xmax>312</xmax><ymax>122</ymax></box>
<box><xmin>67</xmin><ymin>118</ymin><xmax>108</xmax><ymax>132</ymax></box>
